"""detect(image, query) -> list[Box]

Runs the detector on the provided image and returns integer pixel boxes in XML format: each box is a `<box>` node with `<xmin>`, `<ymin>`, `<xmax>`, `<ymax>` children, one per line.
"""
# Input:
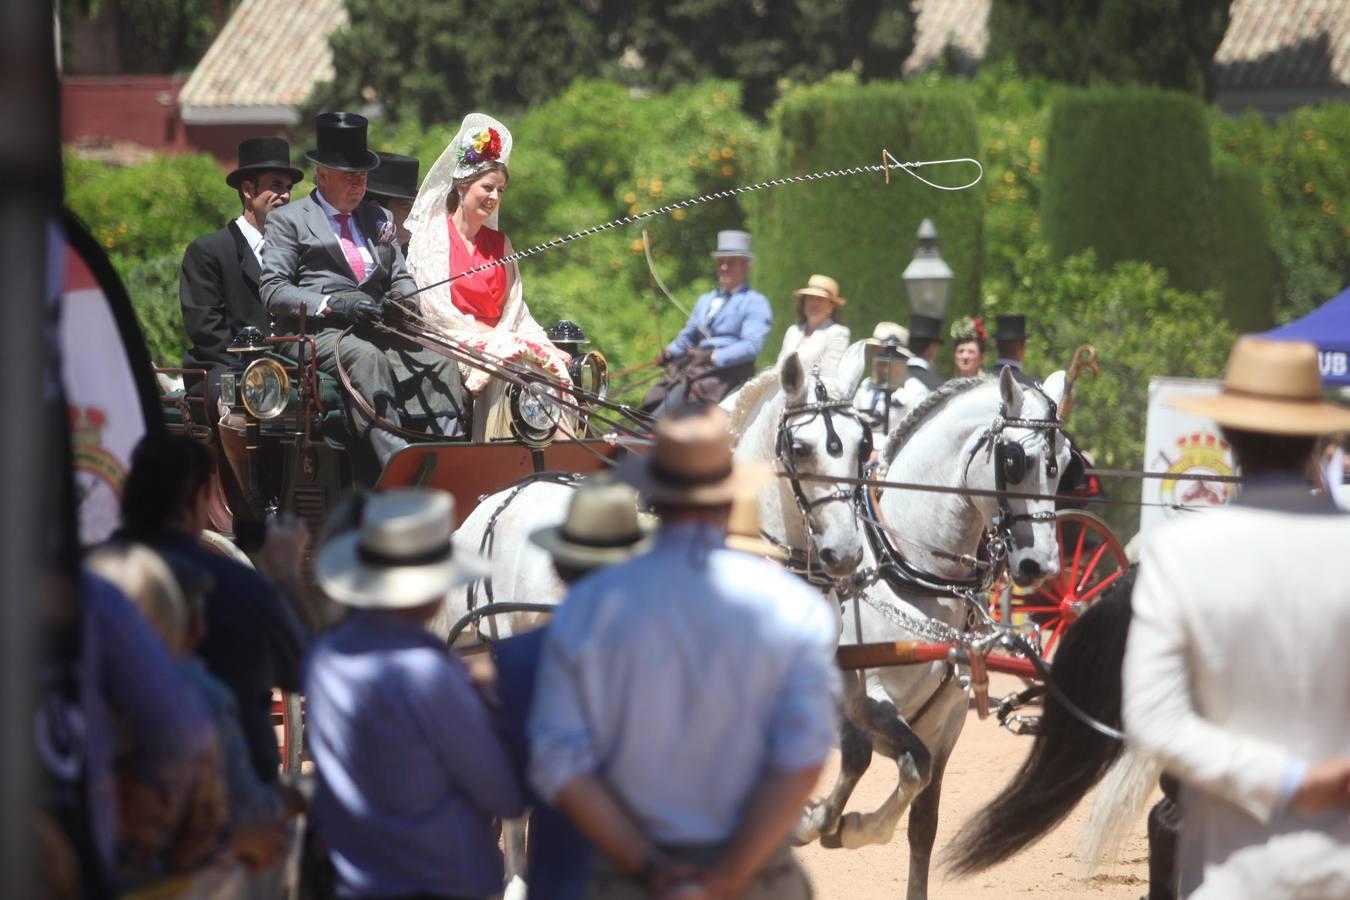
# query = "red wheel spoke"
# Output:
<box><xmin>1076</xmin><ymin>567</ymin><xmax>1127</xmax><ymax>605</ymax></box>
<box><xmin>1017</xmin><ymin>606</ymin><xmax>1061</xmax><ymax>615</ymax></box>
<box><xmin>1067</xmin><ymin>525</ymin><xmax>1088</xmax><ymax>593</ymax></box>
<box><xmin>1075</xmin><ymin>541</ymin><xmax>1113</xmax><ymax>593</ymax></box>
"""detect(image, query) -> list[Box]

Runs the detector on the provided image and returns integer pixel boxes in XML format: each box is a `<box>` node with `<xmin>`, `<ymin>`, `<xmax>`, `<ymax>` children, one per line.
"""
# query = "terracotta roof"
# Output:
<box><xmin>904</xmin><ymin>0</ymin><xmax>990</xmax><ymax>77</ymax></box>
<box><xmin>179</xmin><ymin>0</ymin><xmax>344</xmax><ymax>122</ymax></box>
<box><xmin>1214</xmin><ymin>0</ymin><xmax>1350</xmax><ymax>88</ymax></box>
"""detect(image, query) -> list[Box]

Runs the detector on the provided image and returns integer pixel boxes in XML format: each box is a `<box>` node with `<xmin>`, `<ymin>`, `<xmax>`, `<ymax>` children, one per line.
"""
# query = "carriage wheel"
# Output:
<box><xmin>1008</xmin><ymin>510</ymin><xmax>1128</xmax><ymax>657</ymax></box>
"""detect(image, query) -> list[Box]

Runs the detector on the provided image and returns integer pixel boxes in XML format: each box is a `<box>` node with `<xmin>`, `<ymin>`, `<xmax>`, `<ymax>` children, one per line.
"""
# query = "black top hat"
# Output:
<box><xmin>226</xmin><ymin>137</ymin><xmax>304</xmax><ymax>189</ymax></box>
<box><xmin>305</xmin><ymin>112</ymin><xmax>379</xmax><ymax>173</ymax></box>
<box><xmin>908</xmin><ymin>314</ymin><xmax>944</xmax><ymax>344</ymax></box>
<box><xmin>994</xmin><ymin>315</ymin><xmax>1027</xmax><ymax>342</ymax></box>
<box><xmin>365</xmin><ymin>152</ymin><xmax>421</xmax><ymax>201</ymax></box>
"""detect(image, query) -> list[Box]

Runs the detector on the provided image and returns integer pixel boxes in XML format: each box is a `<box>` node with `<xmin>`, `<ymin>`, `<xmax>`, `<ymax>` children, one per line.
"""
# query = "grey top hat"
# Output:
<box><xmin>365</xmin><ymin>152</ymin><xmax>421</xmax><ymax>201</ymax></box>
<box><xmin>711</xmin><ymin>230</ymin><xmax>755</xmax><ymax>260</ymax></box>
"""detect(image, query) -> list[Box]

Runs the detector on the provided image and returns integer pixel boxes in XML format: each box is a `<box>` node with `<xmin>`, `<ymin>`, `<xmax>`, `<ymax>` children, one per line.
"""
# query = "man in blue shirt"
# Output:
<box><xmin>642</xmin><ymin>230</ymin><xmax>773</xmax><ymax>412</ymax></box>
<box><xmin>530</xmin><ymin>407</ymin><xmax>840</xmax><ymax>899</ymax></box>
<box><xmin>307</xmin><ymin>488</ymin><xmax>523</xmax><ymax>899</ymax></box>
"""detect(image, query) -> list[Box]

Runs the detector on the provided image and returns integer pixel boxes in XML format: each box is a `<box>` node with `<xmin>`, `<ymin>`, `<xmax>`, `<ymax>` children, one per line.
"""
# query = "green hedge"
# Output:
<box><xmin>1210</xmin><ymin>158</ymin><xmax>1276</xmax><ymax>332</ymax></box>
<box><xmin>1043</xmin><ymin>87</ymin><xmax>1215</xmax><ymax>296</ymax></box>
<box><xmin>748</xmin><ymin>77</ymin><xmax>984</xmax><ymax>352</ymax></box>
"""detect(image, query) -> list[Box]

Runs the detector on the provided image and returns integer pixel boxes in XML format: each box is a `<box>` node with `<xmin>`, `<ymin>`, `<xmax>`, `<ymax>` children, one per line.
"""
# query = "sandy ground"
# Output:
<box><xmin>795</xmin><ymin>674</ymin><xmax>1151</xmax><ymax>899</ymax></box>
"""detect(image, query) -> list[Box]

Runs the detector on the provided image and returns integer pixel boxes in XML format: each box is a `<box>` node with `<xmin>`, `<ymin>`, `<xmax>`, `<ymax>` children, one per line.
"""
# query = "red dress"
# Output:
<box><xmin>448</xmin><ymin>222</ymin><xmax>508</xmax><ymax>327</ymax></box>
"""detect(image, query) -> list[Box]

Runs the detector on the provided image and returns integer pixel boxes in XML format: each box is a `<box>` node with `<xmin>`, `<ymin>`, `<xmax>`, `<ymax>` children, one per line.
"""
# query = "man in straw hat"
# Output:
<box><xmin>306</xmin><ymin>488</ymin><xmax>523</xmax><ymax>899</ymax></box>
<box><xmin>262</xmin><ymin>112</ymin><xmax>467</xmax><ymax>468</ymax></box>
<box><xmin>492</xmin><ymin>480</ymin><xmax>657</xmax><ymax>900</ymax></box>
<box><xmin>529</xmin><ymin>406</ymin><xmax>840</xmax><ymax>899</ymax></box>
<box><xmin>1122</xmin><ymin>336</ymin><xmax>1350</xmax><ymax>899</ymax></box>
<box><xmin>642</xmin><ymin>230</ymin><xmax>773</xmax><ymax>413</ymax></box>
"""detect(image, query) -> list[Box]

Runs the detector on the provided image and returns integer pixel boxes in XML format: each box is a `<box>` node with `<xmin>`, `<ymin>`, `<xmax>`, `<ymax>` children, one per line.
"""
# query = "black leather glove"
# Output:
<box><xmin>381</xmin><ymin>290</ymin><xmax>417</xmax><ymax>326</ymax></box>
<box><xmin>326</xmin><ymin>291</ymin><xmax>384</xmax><ymax>327</ymax></box>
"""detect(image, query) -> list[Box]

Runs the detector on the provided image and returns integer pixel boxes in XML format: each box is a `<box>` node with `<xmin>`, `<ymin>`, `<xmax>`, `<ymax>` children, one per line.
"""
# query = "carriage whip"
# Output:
<box><xmin>395</xmin><ymin>154</ymin><xmax>984</xmax><ymax>304</ymax></box>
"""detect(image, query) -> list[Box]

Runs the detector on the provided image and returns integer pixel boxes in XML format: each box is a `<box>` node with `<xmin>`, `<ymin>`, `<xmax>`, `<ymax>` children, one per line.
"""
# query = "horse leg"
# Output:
<box><xmin>826</xmin><ymin>690</ymin><xmax>933</xmax><ymax>850</ymax></box>
<box><xmin>902</xmin><ymin>737</ymin><xmax>955</xmax><ymax>900</ymax></box>
<box><xmin>796</xmin><ymin>714</ymin><xmax>873</xmax><ymax>845</ymax></box>
<box><xmin>501</xmin><ymin>816</ymin><xmax>529</xmax><ymax>900</ymax></box>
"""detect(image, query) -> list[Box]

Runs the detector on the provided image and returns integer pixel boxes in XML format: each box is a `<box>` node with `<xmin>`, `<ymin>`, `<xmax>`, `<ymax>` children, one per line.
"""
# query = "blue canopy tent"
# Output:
<box><xmin>1263</xmin><ymin>286</ymin><xmax>1350</xmax><ymax>387</ymax></box>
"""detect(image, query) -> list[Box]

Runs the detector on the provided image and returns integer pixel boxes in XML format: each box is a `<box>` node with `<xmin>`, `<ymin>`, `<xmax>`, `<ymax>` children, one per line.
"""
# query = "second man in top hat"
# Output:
<box><xmin>261</xmin><ymin>112</ymin><xmax>467</xmax><ymax>467</ymax></box>
<box><xmin>364</xmin><ymin>151</ymin><xmax>421</xmax><ymax>256</ymax></box>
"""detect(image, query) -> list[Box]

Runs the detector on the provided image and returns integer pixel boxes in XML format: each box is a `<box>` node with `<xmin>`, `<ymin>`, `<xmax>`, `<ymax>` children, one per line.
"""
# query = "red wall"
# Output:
<box><xmin>61</xmin><ymin>76</ymin><xmax>296</xmax><ymax>168</ymax></box>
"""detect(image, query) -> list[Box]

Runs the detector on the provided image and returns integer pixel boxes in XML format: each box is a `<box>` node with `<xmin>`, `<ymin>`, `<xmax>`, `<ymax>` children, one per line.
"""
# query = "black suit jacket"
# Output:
<box><xmin>179</xmin><ymin>220</ymin><xmax>266</xmax><ymax>369</ymax></box>
<box><xmin>906</xmin><ymin>361</ymin><xmax>944</xmax><ymax>391</ymax></box>
<box><xmin>998</xmin><ymin>361</ymin><xmax>1039</xmax><ymax>389</ymax></box>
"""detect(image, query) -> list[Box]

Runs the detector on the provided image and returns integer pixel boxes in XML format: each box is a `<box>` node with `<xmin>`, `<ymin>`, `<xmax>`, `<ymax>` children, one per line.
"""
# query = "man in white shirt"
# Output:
<box><xmin>1123</xmin><ymin>336</ymin><xmax>1350</xmax><ymax>898</ymax></box>
<box><xmin>179</xmin><ymin>137</ymin><xmax>303</xmax><ymax>416</ymax></box>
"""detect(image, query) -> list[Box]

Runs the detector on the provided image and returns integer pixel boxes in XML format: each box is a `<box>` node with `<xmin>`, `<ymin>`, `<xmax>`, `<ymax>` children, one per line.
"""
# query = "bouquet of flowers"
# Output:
<box><xmin>950</xmin><ymin>315</ymin><xmax>987</xmax><ymax>345</ymax></box>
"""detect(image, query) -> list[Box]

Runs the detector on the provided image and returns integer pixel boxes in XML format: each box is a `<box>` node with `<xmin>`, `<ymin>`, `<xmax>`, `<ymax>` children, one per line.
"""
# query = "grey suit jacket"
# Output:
<box><xmin>260</xmin><ymin>193</ymin><xmax>416</xmax><ymax>325</ymax></box>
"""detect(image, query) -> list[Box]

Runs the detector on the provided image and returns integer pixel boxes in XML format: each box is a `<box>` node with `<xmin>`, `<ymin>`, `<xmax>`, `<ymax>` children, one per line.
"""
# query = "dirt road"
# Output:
<box><xmin>795</xmin><ymin>675</ymin><xmax>1151</xmax><ymax>899</ymax></box>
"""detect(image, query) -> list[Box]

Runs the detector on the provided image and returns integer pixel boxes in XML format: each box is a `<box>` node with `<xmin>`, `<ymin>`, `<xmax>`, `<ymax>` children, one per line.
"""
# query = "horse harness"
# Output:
<box><xmin>466</xmin><ymin>471</ymin><xmax>585</xmax><ymax>612</ymax></box>
<box><xmin>770</xmin><ymin>372</ymin><xmax>873</xmax><ymax>585</ymax></box>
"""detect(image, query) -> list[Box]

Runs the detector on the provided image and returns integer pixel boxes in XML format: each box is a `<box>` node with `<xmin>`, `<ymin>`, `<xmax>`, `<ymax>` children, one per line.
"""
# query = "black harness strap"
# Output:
<box><xmin>467</xmin><ymin>472</ymin><xmax>584</xmax><ymax>612</ymax></box>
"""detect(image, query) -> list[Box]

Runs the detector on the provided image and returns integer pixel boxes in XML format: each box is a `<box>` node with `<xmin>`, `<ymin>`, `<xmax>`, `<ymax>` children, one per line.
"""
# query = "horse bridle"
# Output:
<box><xmin>771</xmin><ymin>372</ymin><xmax>873</xmax><ymax>580</ymax></box>
<box><xmin>966</xmin><ymin>395</ymin><xmax>1064</xmax><ymax>529</ymax></box>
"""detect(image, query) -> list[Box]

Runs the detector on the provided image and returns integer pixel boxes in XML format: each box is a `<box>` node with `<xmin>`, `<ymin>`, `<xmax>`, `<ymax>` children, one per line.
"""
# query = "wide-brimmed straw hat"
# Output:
<box><xmin>619</xmin><ymin>406</ymin><xmax>772</xmax><ymax>506</ymax></box>
<box><xmin>1170</xmin><ymin>336</ymin><xmax>1350</xmax><ymax>436</ymax></box>
<box><xmin>316</xmin><ymin>489</ymin><xmax>487</xmax><ymax>608</ymax></box>
<box><xmin>530</xmin><ymin>481</ymin><xmax>657</xmax><ymax>569</ymax></box>
<box><xmin>449</xmin><ymin>113</ymin><xmax>513</xmax><ymax>181</ymax></box>
<box><xmin>794</xmin><ymin>274</ymin><xmax>847</xmax><ymax>307</ymax></box>
<box><xmin>724</xmin><ymin>491</ymin><xmax>787</xmax><ymax>560</ymax></box>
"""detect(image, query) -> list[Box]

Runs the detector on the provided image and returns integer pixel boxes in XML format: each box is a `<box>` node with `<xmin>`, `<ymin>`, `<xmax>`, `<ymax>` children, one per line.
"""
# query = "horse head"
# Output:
<box><xmin>770</xmin><ymin>352</ymin><xmax>870</xmax><ymax>578</ymax></box>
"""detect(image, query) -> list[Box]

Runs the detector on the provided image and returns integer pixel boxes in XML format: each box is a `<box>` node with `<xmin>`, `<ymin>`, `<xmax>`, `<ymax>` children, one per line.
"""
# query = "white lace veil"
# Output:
<box><xmin>406</xmin><ymin>113</ymin><xmax>513</xmax><ymax>322</ymax></box>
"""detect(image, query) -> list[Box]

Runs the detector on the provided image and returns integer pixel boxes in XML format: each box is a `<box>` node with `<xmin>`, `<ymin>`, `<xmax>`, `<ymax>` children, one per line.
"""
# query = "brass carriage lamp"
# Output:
<box><xmin>901</xmin><ymin>218</ymin><xmax>954</xmax><ymax>321</ymax></box>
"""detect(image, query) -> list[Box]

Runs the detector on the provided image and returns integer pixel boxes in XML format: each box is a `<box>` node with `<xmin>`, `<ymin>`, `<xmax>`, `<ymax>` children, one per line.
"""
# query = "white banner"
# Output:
<box><xmin>1139</xmin><ymin>377</ymin><xmax>1238</xmax><ymax>537</ymax></box>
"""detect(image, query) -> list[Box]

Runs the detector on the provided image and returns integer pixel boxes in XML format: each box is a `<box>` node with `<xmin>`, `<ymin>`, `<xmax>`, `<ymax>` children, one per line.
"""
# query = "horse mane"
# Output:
<box><xmin>880</xmin><ymin>376</ymin><xmax>988</xmax><ymax>466</ymax></box>
<box><xmin>727</xmin><ymin>369</ymin><xmax>782</xmax><ymax>439</ymax></box>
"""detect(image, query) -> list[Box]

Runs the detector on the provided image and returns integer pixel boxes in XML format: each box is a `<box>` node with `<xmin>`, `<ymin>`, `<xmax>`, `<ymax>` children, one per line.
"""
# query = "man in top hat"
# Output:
<box><xmin>363</xmin><ymin>151</ymin><xmax>420</xmax><ymax>256</ymax></box>
<box><xmin>1122</xmin><ymin>337</ymin><xmax>1350</xmax><ymax>898</ymax></box>
<box><xmin>641</xmin><ymin>230</ymin><xmax>773</xmax><ymax>413</ymax></box>
<box><xmin>492</xmin><ymin>480</ymin><xmax>656</xmax><ymax>900</ymax></box>
<box><xmin>903</xmin><ymin>313</ymin><xmax>945</xmax><ymax>396</ymax></box>
<box><xmin>530</xmin><ymin>405</ymin><xmax>840</xmax><ymax>899</ymax></box>
<box><xmin>261</xmin><ymin>113</ymin><xmax>467</xmax><ymax>467</ymax></box>
<box><xmin>306</xmin><ymin>488</ymin><xmax>524</xmax><ymax>898</ymax></box>
<box><xmin>179</xmin><ymin>136</ymin><xmax>304</xmax><ymax>417</ymax></box>
<box><xmin>992</xmin><ymin>314</ymin><xmax>1036</xmax><ymax>388</ymax></box>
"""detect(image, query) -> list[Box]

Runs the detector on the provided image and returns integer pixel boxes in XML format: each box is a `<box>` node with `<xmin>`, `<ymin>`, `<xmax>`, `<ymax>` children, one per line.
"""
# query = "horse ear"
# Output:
<box><xmin>781</xmin><ymin>351</ymin><xmax>806</xmax><ymax>401</ymax></box>
<box><xmin>998</xmin><ymin>365</ymin><xmax>1024</xmax><ymax>416</ymax></box>
<box><xmin>1040</xmin><ymin>370</ymin><xmax>1067</xmax><ymax>411</ymax></box>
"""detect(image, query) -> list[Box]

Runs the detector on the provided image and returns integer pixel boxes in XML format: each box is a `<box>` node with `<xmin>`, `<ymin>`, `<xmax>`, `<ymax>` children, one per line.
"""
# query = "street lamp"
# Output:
<box><xmin>901</xmin><ymin>218</ymin><xmax>954</xmax><ymax>320</ymax></box>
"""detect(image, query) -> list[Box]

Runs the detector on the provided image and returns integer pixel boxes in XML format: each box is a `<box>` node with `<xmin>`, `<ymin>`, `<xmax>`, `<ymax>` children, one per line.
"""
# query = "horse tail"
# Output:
<box><xmin>944</xmin><ymin>566</ymin><xmax>1137</xmax><ymax>876</ymax></box>
<box><xmin>1079</xmin><ymin>745</ymin><xmax>1162</xmax><ymax>872</ymax></box>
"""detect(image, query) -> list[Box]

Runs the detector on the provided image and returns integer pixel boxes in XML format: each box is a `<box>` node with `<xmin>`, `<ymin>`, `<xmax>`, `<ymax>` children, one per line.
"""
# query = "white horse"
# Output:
<box><xmin>797</xmin><ymin>368</ymin><xmax>1070</xmax><ymax>900</ymax></box>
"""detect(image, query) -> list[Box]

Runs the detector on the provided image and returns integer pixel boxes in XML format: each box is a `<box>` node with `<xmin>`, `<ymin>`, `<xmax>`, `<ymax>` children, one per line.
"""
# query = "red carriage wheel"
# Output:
<box><xmin>1002</xmin><ymin>510</ymin><xmax>1128</xmax><ymax>656</ymax></box>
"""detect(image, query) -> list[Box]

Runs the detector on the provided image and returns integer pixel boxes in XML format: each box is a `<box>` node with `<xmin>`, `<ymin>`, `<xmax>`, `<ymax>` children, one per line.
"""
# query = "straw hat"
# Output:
<box><xmin>872</xmin><ymin>321</ymin><xmax>910</xmax><ymax>345</ymax></box>
<box><xmin>1170</xmin><ymin>336</ymin><xmax>1350</xmax><ymax>436</ymax></box>
<box><xmin>530</xmin><ymin>481</ymin><xmax>657</xmax><ymax>569</ymax></box>
<box><xmin>724</xmin><ymin>491</ymin><xmax>787</xmax><ymax>560</ymax></box>
<box><xmin>619</xmin><ymin>406</ymin><xmax>772</xmax><ymax>505</ymax></box>
<box><xmin>316</xmin><ymin>489</ymin><xmax>487</xmax><ymax>608</ymax></box>
<box><xmin>794</xmin><ymin>274</ymin><xmax>846</xmax><ymax>307</ymax></box>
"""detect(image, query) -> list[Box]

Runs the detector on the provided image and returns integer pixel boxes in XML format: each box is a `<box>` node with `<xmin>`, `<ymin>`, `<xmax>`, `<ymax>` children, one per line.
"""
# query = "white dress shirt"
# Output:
<box><xmin>233</xmin><ymin>215</ymin><xmax>265</xmax><ymax>265</ymax></box>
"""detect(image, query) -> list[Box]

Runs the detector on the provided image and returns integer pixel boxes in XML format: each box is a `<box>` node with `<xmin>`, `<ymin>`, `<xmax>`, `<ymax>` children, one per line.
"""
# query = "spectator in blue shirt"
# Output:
<box><xmin>642</xmin><ymin>230</ymin><xmax>773</xmax><ymax>412</ymax></box>
<box><xmin>307</xmin><ymin>488</ymin><xmax>524</xmax><ymax>899</ymax></box>
<box><xmin>530</xmin><ymin>407</ymin><xmax>841</xmax><ymax>899</ymax></box>
<box><xmin>492</xmin><ymin>480</ymin><xmax>656</xmax><ymax>900</ymax></box>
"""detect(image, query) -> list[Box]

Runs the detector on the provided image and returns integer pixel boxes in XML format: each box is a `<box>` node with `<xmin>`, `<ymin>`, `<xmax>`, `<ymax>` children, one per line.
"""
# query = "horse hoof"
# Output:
<box><xmin>836</xmin><ymin>812</ymin><xmax>877</xmax><ymax>850</ymax></box>
<box><xmin>793</xmin><ymin>805</ymin><xmax>823</xmax><ymax>846</ymax></box>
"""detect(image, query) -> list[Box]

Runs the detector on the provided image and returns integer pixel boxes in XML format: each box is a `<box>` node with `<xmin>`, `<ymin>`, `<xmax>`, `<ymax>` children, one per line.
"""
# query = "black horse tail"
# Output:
<box><xmin>944</xmin><ymin>565</ymin><xmax>1137</xmax><ymax>876</ymax></box>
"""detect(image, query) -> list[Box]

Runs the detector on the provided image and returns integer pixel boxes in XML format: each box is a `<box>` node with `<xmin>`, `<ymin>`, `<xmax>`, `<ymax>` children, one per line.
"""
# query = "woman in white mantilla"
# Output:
<box><xmin>406</xmin><ymin>113</ymin><xmax>571</xmax><ymax>440</ymax></box>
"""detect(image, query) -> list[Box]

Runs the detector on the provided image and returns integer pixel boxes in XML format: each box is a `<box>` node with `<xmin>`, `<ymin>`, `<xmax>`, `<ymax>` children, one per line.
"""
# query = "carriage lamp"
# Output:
<box><xmin>241</xmin><ymin>357</ymin><xmax>291</xmax><ymax>420</ymax></box>
<box><xmin>509</xmin><ymin>383</ymin><xmax>562</xmax><ymax>448</ymax></box>
<box><xmin>871</xmin><ymin>341</ymin><xmax>909</xmax><ymax>434</ymax></box>
<box><xmin>901</xmin><ymin>218</ymin><xmax>954</xmax><ymax>321</ymax></box>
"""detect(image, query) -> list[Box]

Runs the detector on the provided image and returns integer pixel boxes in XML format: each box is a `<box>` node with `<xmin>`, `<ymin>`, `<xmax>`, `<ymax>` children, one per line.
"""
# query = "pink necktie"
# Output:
<box><xmin>335</xmin><ymin>213</ymin><xmax>367</xmax><ymax>281</ymax></box>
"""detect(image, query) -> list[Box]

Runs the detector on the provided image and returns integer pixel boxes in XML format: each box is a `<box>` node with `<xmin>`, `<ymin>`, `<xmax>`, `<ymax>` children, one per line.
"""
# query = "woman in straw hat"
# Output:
<box><xmin>305</xmin><ymin>489</ymin><xmax>524</xmax><ymax>899</ymax></box>
<box><xmin>406</xmin><ymin>114</ymin><xmax>572</xmax><ymax>440</ymax></box>
<box><xmin>1121</xmin><ymin>337</ymin><xmax>1350</xmax><ymax>899</ymax></box>
<box><xmin>530</xmin><ymin>406</ymin><xmax>839</xmax><ymax>900</ymax></box>
<box><xmin>777</xmin><ymin>274</ymin><xmax>850</xmax><ymax>374</ymax></box>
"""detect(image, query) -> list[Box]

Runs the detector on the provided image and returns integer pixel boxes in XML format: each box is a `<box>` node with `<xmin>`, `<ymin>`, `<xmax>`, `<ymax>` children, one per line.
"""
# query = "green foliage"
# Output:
<box><xmin>122</xmin><ymin>253</ymin><xmax>190</xmax><ymax>367</ymax></box>
<box><xmin>1210</xmin><ymin>159</ymin><xmax>1276</xmax><ymax>332</ymax></box>
<box><xmin>986</xmin><ymin>0</ymin><xmax>1230</xmax><ymax>97</ymax></box>
<box><xmin>748</xmin><ymin>78</ymin><xmax>984</xmax><ymax>356</ymax></box>
<box><xmin>64</xmin><ymin>152</ymin><xmax>237</xmax><ymax>274</ymax></box>
<box><xmin>1011</xmin><ymin>250</ymin><xmax>1236</xmax><ymax>539</ymax></box>
<box><xmin>314</xmin><ymin>0</ymin><xmax>916</xmax><ymax>122</ymax></box>
<box><xmin>1211</xmin><ymin>104</ymin><xmax>1350</xmax><ymax>323</ymax></box>
<box><xmin>61</xmin><ymin>0</ymin><xmax>221</xmax><ymax>74</ymax></box>
<box><xmin>1043</xmin><ymin>88</ymin><xmax>1216</xmax><ymax>295</ymax></box>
